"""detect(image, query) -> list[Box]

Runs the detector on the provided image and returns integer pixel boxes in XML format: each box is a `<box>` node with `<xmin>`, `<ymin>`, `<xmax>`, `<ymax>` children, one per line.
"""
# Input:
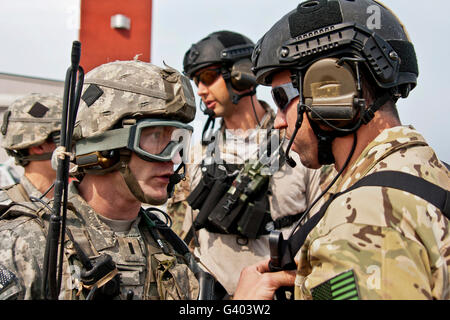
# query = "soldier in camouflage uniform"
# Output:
<box><xmin>234</xmin><ymin>0</ymin><xmax>450</xmax><ymax>300</ymax></box>
<box><xmin>0</xmin><ymin>61</ymin><xmax>204</xmax><ymax>300</ymax></box>
<box><xmin>0</xmin><ymin>93</ymin><xmax>62</xmax><ymax>206</ymax></box>
<box><xmin>168</xmin><ymin>30</ymin><xmax>324</xmax><ymax>295</ymax></box>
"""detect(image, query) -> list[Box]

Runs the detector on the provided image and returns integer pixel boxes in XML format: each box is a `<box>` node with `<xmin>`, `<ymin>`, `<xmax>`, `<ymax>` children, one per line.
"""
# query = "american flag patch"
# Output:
<box><xmin>0</xmin><ymin>264</ymin><xmax>16</xmax><ymax>291</ymax></box>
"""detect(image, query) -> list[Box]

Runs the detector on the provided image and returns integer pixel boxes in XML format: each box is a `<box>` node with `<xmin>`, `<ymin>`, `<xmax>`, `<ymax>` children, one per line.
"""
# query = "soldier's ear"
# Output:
<box><xmin>28</xmin><ymin>141</ymin><xmax>56</xmax><ymax>155</ymax></box>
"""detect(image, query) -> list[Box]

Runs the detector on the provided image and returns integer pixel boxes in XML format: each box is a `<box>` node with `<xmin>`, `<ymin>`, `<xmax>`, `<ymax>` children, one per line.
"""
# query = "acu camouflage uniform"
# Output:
<box><xmin>295</xmin><ymin>126</ymin><xmax>450</xmax><ymax>300</ymax></box>
<box><xmin>0</xmin><ymin>61</ymin><xmax>201</xmax><ymax>300</ymax></box>
<box><xmin>0</xmin><ymin>181</ymin><xmax>199</xmax><ymax>300</ymax></box>
<box><xmin>0</xmin><ymin>177</ymin><xmax>54</xmax><ymax>300</ymax></box>
<box><xmin>168</xmin><ymin>102</ymin><xmax>324</xmax><ymax>294</ymax></box>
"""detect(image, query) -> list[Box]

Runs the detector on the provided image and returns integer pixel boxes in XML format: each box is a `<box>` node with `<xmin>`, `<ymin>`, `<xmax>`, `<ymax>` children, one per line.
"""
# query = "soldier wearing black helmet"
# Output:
<box><xmin>168</xmin><ymin>30</ymin><xmax>323</xmax><ymax>296</ymax></box>
<box><xmin>235</xmin><ymin>0</ymin><xmax>450</xmax><ymax>300</ymax></box>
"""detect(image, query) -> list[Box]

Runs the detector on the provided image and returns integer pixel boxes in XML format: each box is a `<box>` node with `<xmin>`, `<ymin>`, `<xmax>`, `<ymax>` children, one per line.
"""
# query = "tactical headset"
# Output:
<box><xmin>280</xmin><ymin>56</ymin><xmax>381</xmax><ymax>166</ymax></box>
<box><xmin>183</xmin><ymin>31</ymin><xmax>258</xmax><ymax>105</ymax></box>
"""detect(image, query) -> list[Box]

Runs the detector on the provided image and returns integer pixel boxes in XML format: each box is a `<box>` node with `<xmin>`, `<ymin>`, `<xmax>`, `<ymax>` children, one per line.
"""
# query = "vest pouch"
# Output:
<box><xmin>237</xmin><ymin>193</ymin><xmax>271</xmax><ymax>239</ymax></box>
<box><xmin>187</xmin><ymin>166</ymin><xmax>216</xmax><ymax>210</ymax></box>
<box><xmin>193</xmin><ymin>177</ymin><xmax>233</xmax><ymax>231</ymax></box>
<box><xmin>192</xmin><ymin>164</ymin><xmax>240</xmax><ymax>231</ymax></box>
<box><xmin>207</xmin><ymin>193</ymin><xmax>246</xmax><ymax>234</ymax></box>
<box><xmin>152</xmin><ymin>253</ymin><xmax>199</xmax><ymax>300</ymax></box>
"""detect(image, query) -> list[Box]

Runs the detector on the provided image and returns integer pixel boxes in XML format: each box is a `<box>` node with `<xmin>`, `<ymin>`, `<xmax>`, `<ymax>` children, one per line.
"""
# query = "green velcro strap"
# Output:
<box><xmin>311</xmin><ymin>270</ymin><xmax>360</xmax><ymax>300</ymax></box>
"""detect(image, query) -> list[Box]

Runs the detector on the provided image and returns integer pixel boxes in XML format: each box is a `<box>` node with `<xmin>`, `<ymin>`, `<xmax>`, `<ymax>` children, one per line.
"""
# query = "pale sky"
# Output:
<box><xmin>1</xmin><ymin>0</ymin><xmax>449</xmax><ymax>161</ymax></box>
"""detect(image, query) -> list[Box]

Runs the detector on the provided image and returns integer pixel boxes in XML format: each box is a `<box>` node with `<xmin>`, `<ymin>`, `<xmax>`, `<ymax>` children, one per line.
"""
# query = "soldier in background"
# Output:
<box><xmin>0</xmin><ymin>93</ymin><xmax>62</xmax><ymax>206</ymax></box>
<box><xmin>168</xmin><ymin>30</ymin><xmax>323</xmax><ymax>296</ymax></box>
<box><xmin>0</xmin><ymin>61</ymin><xmax>203</xmax><ymax>300</ymax></box>
<box><xmin>235</xmin><ymin>0</ymin><xmax>450</xmax><ymax>299</ymax></box>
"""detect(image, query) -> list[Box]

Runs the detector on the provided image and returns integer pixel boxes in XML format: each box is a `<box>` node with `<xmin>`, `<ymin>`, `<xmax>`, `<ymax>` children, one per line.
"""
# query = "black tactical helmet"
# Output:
<box><xmin>252</xmin><ymin>0</ymin><xmax>418</xmax><ymax>99</ymax></box>
<box><xmin>184</xmin><ymin>31</ymin><xmax>257</xmax><ymax>104</ymax></box>
<box><xmin>184</xmin><ymin>30</ymin><xmax>254</xmax><ymax>77</ymax></box>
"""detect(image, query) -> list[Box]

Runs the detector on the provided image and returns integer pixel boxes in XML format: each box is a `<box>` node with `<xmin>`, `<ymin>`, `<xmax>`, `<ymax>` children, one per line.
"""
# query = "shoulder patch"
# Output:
<box><xmin>0</xmin><ymin>264</ymin><xmax>17</xmax><ymax>291</ymax></box>
<box><xmin>311</xmin><ymin>270</ymin><xmax>360</xmax><ymax>300</ymax></box>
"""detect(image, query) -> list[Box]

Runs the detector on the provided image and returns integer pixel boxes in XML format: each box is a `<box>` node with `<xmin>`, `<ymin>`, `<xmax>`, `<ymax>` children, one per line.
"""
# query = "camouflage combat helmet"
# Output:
<box><xmin>1</xmin><ymin>93</ymin><xmax>63</xmax><ymax>166</ymax></box>
<box><xmin>73</xmin><ymin>60</ymin><xmax>196</xmax><ymax>204</ymax></box>
<box><xmin>74</xmin><ymin>60</ymin><xmax>196</xmax><ymax>140</ymax></box>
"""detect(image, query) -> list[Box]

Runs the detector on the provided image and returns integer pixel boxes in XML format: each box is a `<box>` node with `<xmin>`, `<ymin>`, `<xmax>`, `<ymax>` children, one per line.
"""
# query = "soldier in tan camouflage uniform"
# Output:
<box><xmin>0</xmin><ymin>93</ymin><xmax>62</xmax><ymax>206</ymax></box>
<box><xmin>0</xmin><ymin>61</ymin><xmax>205</xmax><ymax>300</ymax></box>
<box><xmin>168</xmin><ymin>30</ymin><xmax>324</xmax><ymax>295</ymax></box>
<box><xmin>234</xmin><ymin>0</ymin><xmax>450</xmax><ymax>300</ymax></box>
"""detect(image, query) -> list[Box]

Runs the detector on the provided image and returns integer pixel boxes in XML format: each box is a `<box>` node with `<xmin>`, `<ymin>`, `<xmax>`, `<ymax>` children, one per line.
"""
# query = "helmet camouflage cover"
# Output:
<box><xmin>1</xmin><ymin>93</ymin><xmax>63</xmax><ymax>150</ymax></box>
<box><xmin>74</xmin><ymin>60</ymin><xmax>196</xmax><ymax>141</ymax></box>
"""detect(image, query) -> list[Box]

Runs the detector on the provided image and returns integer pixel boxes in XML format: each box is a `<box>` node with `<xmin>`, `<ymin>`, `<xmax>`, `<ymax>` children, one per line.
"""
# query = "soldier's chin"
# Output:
<box><xmin>147</xmin><ymin>197</ymin><xmax>167</xmax><ymax>206</ymax></box>
<box><xmin>143</xmin><ymin>192</ymin><xmax>168</xmax><ymax>206</ymax></box>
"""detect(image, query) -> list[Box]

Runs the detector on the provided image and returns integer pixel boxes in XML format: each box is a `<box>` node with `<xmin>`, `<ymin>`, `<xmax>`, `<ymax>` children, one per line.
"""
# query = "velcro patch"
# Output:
<box><xmin>82</xmin><ymin>84</ymin><xmax>104</xmax><ymax>107</ymax></box>
<box><xmin>28</xmin><ymin>102</ymin><xmax>49</xmax><ymax>118</ymax></box>
<box><xmin>0</xmin><ymin>264</ymin><xmax>17</xmax><ymax>291</ymax></box>
<box><xmin>311</xmin><ymin>270</ymin><xmax>360</xmax><ymax>300</ymax></box>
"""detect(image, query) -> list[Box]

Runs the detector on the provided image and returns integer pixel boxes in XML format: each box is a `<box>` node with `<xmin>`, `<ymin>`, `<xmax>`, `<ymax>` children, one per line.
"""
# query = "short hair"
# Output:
<box><xmin>361</xmin><ymin>71</ymin><xmax>401</xmax><ymax>122</ymax></box>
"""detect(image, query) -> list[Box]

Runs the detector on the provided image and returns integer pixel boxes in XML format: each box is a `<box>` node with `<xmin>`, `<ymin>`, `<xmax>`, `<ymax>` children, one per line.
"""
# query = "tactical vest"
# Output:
<box><xmin>185</xmin><ymin>128</ymin><xmax>302</xmax><ymax>242</ymax></box>
<box><xmin>62</xmin><ymin>208</ymin><xmax>200</xmax><ymax>300</ymax></box>
<box><xmin>0</xmin><ymin>183</ymin><xmax>32</xmax><ymax>216</ymax></box>
<box><xmin>1</xmin><ymin>195</ymin><xmax>203</xmax><ymax>300</ymax></box>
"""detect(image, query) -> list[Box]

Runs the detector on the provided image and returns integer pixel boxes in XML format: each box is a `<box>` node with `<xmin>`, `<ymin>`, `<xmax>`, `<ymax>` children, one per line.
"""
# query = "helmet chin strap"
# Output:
<box><xmin>7</xmin><ymin>150</ymin><xmax>54</xmax><ymax>167</ymax></box>
<box><xmin>284</xmin><ymin>101</ymin><xmax>305</xmax><ymax>168</ymax></box>
<box><xmin>201</xmin><ymin>100</ymin><xmax>216</xmax><ymax>146</ymax></box>
<box><xmin>119</xmin><ymin>164</ymin><xmax>167</xmax><ymax>206</ymax></box>
<box><xmin>284</xmin><ymin>71</ymin><xmax>306</xmax><ymax>168</ymax></box>
<box><xmin>224</xmin><ymin>79</ymin><xmax>256</xmax><ymax>105</ymax></box>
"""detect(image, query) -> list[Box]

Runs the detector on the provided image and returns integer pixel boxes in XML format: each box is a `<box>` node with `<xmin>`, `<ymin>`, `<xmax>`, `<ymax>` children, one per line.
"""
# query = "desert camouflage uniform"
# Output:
<box><xmin>167</xmin><ymin>177</ymin><xmax>191</xmax><ymax>236</ymax></box>
<box><xmin>295</xmin><ymin>126</ymin><xmax>450</xmax><ymax>300</ymax></box>
<box><xmin>0</xmin><ymin>181</ymin><xmax>199</xmax><ymax>300</ymax></box>
<box><xmin>168</xmin><ymin>101</ymin><xmax>324</xmax><ymax>294</ymax></box>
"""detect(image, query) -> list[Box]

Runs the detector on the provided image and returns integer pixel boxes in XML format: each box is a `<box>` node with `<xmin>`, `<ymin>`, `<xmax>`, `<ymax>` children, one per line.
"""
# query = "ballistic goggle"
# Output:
<box><xmin>75</xmin><ymin>119</ymin><xmax>193</xmax><ymax>168</ymax></box>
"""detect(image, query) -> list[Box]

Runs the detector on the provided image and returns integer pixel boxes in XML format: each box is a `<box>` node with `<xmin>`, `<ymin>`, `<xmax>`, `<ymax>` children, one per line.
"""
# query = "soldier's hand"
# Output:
<box><xmin>233</xmin><ymin>259</ymin><xmax>296</xmax><ymax>300</ymax></box>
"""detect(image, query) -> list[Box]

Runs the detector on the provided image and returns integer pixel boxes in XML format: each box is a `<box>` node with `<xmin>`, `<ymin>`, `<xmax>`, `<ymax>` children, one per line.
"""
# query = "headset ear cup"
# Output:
<box><xmin>230</xmin><ymin>59</ymin><xmax>257</xmax><ymax>91</ymax></box>
<box><xmin>303</xmin><ymin>58</ymin><xmax>361</xmax><ymax>127</ymax></box>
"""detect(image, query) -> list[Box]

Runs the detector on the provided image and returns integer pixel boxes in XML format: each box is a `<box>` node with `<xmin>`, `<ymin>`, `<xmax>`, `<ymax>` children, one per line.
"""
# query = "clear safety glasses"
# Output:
<box><xmin>271</xmin><ymin>82</ymin><xmax>300</xmax><ymax>113</ymax></box>
<box><xmin>130</xmin><ymin>119</ymin><xmax>193</xmax><ymax>164</ymax></box>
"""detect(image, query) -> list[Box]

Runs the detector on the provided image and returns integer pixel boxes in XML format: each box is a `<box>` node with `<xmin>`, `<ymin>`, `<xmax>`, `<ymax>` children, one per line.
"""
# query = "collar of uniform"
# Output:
<box><xmin>201</xmin><ymin>100</ymin><xmax>276</xmax><ymax>164</ymax></box>
<box><xmin>19</xmin><ymin>175</ymin><xmax>48</xmax><ymax>202</ymax></box>
<box><xmin>333</xmin><ymin>125</ymin><xmax>428</xmax><ymax>192</ymax></box>
<box><xmin>67</xmin><ymin>181</ymin><xmax>116</xmax><ymax>251</ymax></box>
<box><xmin>218</xmin><ymin>99</ymin><xmax>275</xmax><ymax>133</ymax></box>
